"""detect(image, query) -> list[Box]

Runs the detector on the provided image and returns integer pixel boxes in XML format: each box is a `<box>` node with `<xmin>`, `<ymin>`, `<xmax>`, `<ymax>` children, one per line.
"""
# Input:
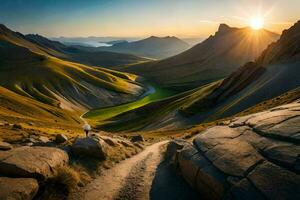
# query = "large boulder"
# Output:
<box><xmin>72</xmin><ymin>136</ymin><xmax>108</xmax><ymax>160</ymax></box>
<box><xmin>174</xmin><ymin>102</ymin><xmax>300</xmax><ymax>199</ymax></box>
<box><xmin>0</xmin><ymin>141</ymin><xmax>13</xmax><ymax>151</ymax></box>
<box><xmin>0</xmin><ymin>177</ymin><xmax>38</xmax><ymax>200</ymax></box>
<box><xmin>0</xmin><ymin>146</ymin><xmax>69</xmax><ymax>180</ymax></box>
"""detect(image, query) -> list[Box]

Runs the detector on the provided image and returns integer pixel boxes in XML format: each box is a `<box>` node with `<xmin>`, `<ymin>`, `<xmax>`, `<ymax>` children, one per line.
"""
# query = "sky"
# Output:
<box><xmin>0</xmin><ymin>0</ymin><xmax>299</xmax><ymax>38</ymax></box>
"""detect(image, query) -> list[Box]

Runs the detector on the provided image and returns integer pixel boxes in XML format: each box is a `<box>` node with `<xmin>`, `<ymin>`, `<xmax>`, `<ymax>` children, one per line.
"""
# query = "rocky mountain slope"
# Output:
<box><xmin>97</xmin><ymin>36</ymin><xmax>190</xmax><ymax>59</ymax></box>
<box><xmin>181</xmin><ymin>20</ymin><xmax>300</xmax><ymax>120</ymax></box>
<box><xmin>116</xmin><ymin>24</ymin><xmax>279</xmax><ymax>90</ymax></box>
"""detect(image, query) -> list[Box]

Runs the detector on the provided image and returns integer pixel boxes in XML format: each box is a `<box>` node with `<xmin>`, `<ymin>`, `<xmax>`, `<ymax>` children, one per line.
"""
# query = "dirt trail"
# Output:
<box><xmin>74</xmin><ymin>140</ymin><xmax>199</xmax><ymax>200</ymax></box>
<box><xmin>81</xmin><ymin>141</ymin><xmax>167</xmax><ymax>200</ymax></box>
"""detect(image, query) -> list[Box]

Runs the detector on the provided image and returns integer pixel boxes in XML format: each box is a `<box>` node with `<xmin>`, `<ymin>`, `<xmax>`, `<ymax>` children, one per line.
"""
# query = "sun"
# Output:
<box><xmin>250</xmin><ymin>17</ymin><xmax>264</xmax><ymax>30</ymax></box>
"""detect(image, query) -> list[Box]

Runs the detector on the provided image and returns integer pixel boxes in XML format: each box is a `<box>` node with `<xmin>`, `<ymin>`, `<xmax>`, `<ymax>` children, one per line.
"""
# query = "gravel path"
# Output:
<box><xmin>77</xmin><ymin>140</ymin><xmax>199</xmax><ymax>200</ymax></box>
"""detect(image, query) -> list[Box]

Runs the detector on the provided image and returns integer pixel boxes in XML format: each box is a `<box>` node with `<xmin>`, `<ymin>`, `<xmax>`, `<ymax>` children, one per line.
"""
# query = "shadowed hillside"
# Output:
<box><xmin>115</xmin><ymin>24</ymin><xmax>279</xmax><ymax>90</ymax></box>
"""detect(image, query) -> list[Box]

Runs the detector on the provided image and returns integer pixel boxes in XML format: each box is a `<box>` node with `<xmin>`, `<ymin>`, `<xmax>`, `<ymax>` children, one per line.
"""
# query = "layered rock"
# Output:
<box><xmin>0</xmin><ymin>146</ymin><xmax>69</xmax><ymax>180</ymax></box>
<box><xmin>170</xmin><ymin>101</ymin><xmax>300</xmax><ymax>199</ymax></box>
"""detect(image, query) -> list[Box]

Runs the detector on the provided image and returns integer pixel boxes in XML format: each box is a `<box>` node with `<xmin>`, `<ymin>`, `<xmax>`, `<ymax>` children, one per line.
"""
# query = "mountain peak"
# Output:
<box><xmin>217</xmin><ymin>23</ymin><xmax>232</xmax><ymax>33</ymax></box>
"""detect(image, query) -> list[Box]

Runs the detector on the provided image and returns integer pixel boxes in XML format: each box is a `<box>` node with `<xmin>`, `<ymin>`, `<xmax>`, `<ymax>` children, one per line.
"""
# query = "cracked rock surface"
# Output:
<box><xmin>171</xmin><ymin>101</ymin><xmax>300</xmax><ymax>199</ymax></box>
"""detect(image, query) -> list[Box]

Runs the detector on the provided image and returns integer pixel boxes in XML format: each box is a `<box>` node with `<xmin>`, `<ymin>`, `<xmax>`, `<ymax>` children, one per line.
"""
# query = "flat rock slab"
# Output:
<box><xmin>0</xmin><ymin>146</ymin><xmax>69</xmax><ymax>180</ymax></box>
<box><xmin>171</xmin><ymin>101</ymin><xmax>300</xmax><ymax>199</ymax></box>
<box><xmin>0</xmin><ymin>177</ymin><xmax>38</xmax><ymax>200</ymax></box>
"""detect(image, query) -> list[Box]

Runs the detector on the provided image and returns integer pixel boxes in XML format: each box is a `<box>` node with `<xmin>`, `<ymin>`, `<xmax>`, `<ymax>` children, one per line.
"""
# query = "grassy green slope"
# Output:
<box><xmin>84</xmin><ymin>85</ymin><xmax>176</xmax><ymax>123</ymax></box>
<box><xmin>87</xmin><ymin>81</ymin><xmax>221</xmax><ymax>132</ymax></box>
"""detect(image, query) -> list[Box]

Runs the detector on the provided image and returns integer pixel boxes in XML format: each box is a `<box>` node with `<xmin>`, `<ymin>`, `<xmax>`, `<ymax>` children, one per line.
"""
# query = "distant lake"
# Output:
<box><xmin>78</xmin><ymin>41</ymin><xmax>112</xmax><ymax>47</ymax></box>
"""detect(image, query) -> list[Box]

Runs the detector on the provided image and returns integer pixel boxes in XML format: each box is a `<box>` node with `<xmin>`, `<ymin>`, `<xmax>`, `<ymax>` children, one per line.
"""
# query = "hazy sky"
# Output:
<box><xmin>0</xmin><ymin>0</ymin><xmax>299</xmax><ymax>38</ymax></box>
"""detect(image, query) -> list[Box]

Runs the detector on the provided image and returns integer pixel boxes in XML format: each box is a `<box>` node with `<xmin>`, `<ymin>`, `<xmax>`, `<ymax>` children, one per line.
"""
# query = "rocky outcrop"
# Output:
<box><xmin>0</xmin><ymin>141</ymin><xmax>13</xmax><ymax>150</ymax></box>
<box><xmin>0</xmin><ymin>146</ymin><xmax>69</xmax><ymax>180</ymax></box>
<box><xmin>0</xmin><ymin>177</ymin><xmax>38</xmax><ymax>200</ymax></box>
<box><xmin>72</xmin><ymin>136</ymin><xmax>109</xmax><ymax>160</ymax></box>
<box><xmin>170</xmin><ymin>101</ymin><xmax>300</xmax><ymax>199</ymax></box>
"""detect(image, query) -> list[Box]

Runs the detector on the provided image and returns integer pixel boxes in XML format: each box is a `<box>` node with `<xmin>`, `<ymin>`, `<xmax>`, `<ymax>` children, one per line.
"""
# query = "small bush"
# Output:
<box><xmin>54</xmin><ymin>166</ymin><xmax>80</xmax><ymax>191</ymax></box>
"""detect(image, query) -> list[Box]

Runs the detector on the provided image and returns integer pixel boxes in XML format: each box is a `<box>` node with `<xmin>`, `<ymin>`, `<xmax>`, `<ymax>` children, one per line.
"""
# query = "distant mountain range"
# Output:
<box><xmin>23</xmin><ymin>33</ymin><xmax>148</xmax><ymax>67</ymax></box>
<box><xmin>51</xmin><ymin>36</ymin><xmax>139</xmax><ymax>47</ymax></box>
<box><xmin>116</xmin><ymin>24</ymin><xmax>279</xmax><ymax>90</ymax></box>
<box><xmin>96</xmin><ymin>36</ymin><xmax>191</xmax><ymax>59</ymax></box>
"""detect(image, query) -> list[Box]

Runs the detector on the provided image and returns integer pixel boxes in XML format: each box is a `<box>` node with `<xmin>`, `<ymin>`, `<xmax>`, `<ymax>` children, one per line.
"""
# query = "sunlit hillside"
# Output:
<box><xmin>116</xmin><ymin>24</ymin><xmax>279</xmax><ymax>90</ymax></box>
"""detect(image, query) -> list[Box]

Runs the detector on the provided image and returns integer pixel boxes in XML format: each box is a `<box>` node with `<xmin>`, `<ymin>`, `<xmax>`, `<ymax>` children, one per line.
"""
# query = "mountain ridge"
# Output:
<box><xmin>115</xmin><ymin>24</ymin><xmax>279</xmax><ymax>90</ymax></box>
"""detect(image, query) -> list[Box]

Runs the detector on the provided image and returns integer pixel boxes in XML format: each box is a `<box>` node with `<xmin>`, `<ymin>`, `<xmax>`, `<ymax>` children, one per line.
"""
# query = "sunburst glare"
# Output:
<box><xmin>251</xmin><ymin>17</ymin><xmax>264</xmax><ymax>30</ymax></box>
